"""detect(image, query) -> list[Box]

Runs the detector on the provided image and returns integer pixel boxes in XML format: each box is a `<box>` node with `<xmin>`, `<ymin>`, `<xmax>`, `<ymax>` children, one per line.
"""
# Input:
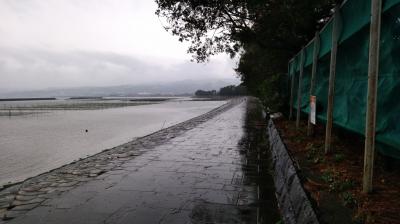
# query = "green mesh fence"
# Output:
<box><xmin>289</xmin><ymin>0</ymin><xmax>400</xmax><ymax>158</ymax></box>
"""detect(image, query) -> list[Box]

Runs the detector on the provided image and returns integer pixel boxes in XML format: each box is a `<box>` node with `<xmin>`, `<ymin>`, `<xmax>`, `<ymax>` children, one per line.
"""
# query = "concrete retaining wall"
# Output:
<box><xmin>267</xmin><ymin>119</ymin><xmax>319</xmax><ymax>224</ymax></box>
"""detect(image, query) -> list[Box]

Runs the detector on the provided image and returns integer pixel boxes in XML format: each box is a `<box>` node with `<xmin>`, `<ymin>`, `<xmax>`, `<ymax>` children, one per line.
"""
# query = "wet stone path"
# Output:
<box><xmin>1</xmin><ymin>98</ymin><xmax>280</xmax><ymax>224</ymax></box>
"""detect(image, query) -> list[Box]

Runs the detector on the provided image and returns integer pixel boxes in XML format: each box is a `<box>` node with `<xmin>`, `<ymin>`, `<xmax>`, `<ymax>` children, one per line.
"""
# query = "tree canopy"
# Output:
<box><xmin>156</xmin><ymin>0</ymin><xmax>340</xmax><ymax>110</ymax></box>
<box><xmin>219</xmin><ymin>85</ymin><xmax>247</xmax><ymax>96</ymax></box>
<box><xmin>195</xmin><ymin>89</ymin><xmax>217</xmax><ymax>96</ymax></box>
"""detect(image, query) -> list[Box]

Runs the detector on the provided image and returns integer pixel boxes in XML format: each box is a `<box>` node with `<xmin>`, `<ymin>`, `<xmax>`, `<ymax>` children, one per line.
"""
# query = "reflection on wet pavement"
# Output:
<box><xmin>7</xmin><ymin>98</ymin><xmax>280</xmax><ymax>224</ymax></box>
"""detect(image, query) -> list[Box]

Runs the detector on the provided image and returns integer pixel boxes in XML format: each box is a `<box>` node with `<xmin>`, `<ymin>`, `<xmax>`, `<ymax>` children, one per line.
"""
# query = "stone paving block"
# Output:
<box><xmin>1</xmin><ymin>98</ymin><xmax>281</xmax><ymax>223</ymax></box>
<box><xmin>2</xmin><ymin>210</ymin><xmax>25</xmax><ymax>220</ymax></box>
<box><xmin>9</xmin><ymin>203</ymin><xmax>39</xmax><ymax>211</ymax></box>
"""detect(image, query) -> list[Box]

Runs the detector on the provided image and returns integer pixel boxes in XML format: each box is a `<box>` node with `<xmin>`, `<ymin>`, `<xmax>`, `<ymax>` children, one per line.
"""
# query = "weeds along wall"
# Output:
<box><xmin>289</xmin><ymin>0</ymin><xmax>400</xmax><ymax>159</ymax></box>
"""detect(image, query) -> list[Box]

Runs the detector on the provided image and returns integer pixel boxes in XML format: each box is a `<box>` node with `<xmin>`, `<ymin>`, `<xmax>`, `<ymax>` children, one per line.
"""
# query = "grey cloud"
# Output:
<box><xmin>0</xmin><ymin>47</ymin><xmax>235</xmax><ymax>92</ymax></box>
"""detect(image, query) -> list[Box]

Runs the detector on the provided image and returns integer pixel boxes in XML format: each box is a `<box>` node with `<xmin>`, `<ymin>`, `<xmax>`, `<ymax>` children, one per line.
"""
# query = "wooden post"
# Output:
<box><xmin>307</xmin><ymin>31</ymin><xmax>320</xmax><ymax>136</ymax></box>
<box><xmin>324</xmin><ymin>6</ymin><xmax>341</xmax><ymax>154</ymax></box>
<box><xmin>363</xmin><ymin>0</ymin><xmax>382</xmax><ymax>194</ymax></box>
<box><xmin>289</xmin><ymin>60</ymin><xmax>295</xmax><ymax>120</ymax></box>
<box><xmin>296</xmin><ymin>49</ymin><xmax>305</xmax><ymax>128</ymax></box>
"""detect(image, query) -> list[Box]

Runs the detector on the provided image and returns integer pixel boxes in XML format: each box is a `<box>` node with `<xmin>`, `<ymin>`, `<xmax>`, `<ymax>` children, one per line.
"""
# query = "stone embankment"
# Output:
<box><xmin>0</xmin><ymin>98</ymin><xmax>243</xmax><ymax>222</ymax></box>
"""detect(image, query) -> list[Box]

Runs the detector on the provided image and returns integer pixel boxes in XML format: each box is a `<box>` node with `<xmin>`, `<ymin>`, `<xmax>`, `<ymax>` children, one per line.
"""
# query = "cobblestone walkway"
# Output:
<box><xmin>1</xmin><ymin>98</ymin><xmax>280</xmax><ymax>224</ymax></box>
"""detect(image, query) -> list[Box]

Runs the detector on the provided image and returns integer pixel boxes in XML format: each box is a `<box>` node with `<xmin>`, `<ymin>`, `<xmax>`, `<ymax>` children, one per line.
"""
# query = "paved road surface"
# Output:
<box><xmin>2</xmin><ymin>98</ymin><xmax>280</xmax><ymax>223</ymax></box>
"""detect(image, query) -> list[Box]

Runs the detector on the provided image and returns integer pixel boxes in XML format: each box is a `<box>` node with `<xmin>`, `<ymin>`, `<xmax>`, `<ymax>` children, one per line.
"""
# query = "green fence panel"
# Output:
<box><xmin>300</xmin><ymin>65</ymin><xmax>312</xmax><ymax>113</ymax></box>
<box><xmin>375</xmin><ymin>4</ymin><xmax>400</xmax><ymax>158</ymax></box>
<box><xmin>288</xmin><ymin>59</ymin><xmax>297</xmax><ymax>103</ymax></box>
<box><xmin>294</xmin><ymin>52</ymin><xmax>302</xmax><ymax>72</ymax></box>
<box><xmin>292</xmin><ymin>55</ymin><xmax>300</xmax><ymax>109</ymax></box>
<box><xmin>339</xmin><ymin>0</ymin><xmax>371</xmax><ymax>44</ymax></box>
<box><xmin>304</xmin><ymin>41</ymin><xmax>315</xmax><ymax>67</ymax></box>
<box><xmin>313</xmin><ymin>54</ymin><xmax>331</xmax><ymax>123</ymax></box>
<box><xmin>333</xmin><ymin>25</ymin><xmax>369</xmax><ymax>135</ymax></box>
<box><xmin>319</xmin><ymin>21</ymin><xmax>333</xmax><ymax>58</ymax></box>
<box><xmin>384</xmin><ymin>0</ymin><xmax>400</xmax><ymax>11</ymax></box>
<box><xmin>290</xmin><ymin>3</ymin><xmax>400</xmax><ymax>159</ymax></box>
<box><xmin>289</xmin><ymin>60</ymin><xmax>295</xmax><ymax>78</ymax></box>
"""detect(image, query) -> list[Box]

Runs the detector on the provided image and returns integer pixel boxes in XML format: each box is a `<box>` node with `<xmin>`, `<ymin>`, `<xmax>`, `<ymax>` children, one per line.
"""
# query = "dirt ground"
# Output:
<box><xmin>273</xmin><ymin>117</ymin><xmax>400</xmax><ymax>224</ymax></box>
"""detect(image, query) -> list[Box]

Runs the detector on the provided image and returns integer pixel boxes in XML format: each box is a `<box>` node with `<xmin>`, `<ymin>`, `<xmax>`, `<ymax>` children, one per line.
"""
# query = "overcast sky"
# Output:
<box><xmin>0</xmin><ymin>0</ymin><xmax>239</xmax><ymax>92</ymax></box>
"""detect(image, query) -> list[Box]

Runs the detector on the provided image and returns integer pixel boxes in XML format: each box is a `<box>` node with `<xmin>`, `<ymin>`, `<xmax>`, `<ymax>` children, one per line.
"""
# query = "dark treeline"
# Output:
<box><xmin>219</xmin><ymin>85</ymin><xmax>247</xmax><ymax>96</ymax></box>
<box><xmin>194</xmin><ymin>89</ymin><xmax>217</xmax><ymax>96</ymax></box>
<box><xmin>156</xmin><ymin>0</ymin><xmax>341</xmax><ymax>111</ymax></box>
<box><xmin>195</xmin><ymin>85</ymin><xmax>247</xmax><ymax>97</ymax></box>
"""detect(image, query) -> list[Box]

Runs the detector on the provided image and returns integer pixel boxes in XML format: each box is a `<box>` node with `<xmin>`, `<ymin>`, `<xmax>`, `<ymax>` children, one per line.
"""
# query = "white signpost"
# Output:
<box><xmin>310</xmin><ymin>96</ymin><xmax>316</xmax><ymax>125</ymax></box>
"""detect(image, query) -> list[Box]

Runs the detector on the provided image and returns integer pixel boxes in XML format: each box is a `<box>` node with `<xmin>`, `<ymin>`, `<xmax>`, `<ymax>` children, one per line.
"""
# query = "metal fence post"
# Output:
<box><xmin>296</xmin><ymin>49</ymin><xmax>305</xmax><ymax>129</ymax></box>
<box><xmin>307</xmin><ymin>31</ymin><xmax>320</xmax><ymax>136</ymax></box>
<box><xmin>363</xmin><ymin>0</ymin><xmax>382</xmax><ymax>194</ymax></box>
<box><xmin>324</xmin><ymin>5</ymin><xmax>341</xmax><ymax>154</ymax></box>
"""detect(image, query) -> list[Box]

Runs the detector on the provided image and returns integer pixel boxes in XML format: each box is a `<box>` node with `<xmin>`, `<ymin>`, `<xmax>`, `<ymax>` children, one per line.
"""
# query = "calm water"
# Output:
<box><xmin>0</xmin><ymin>99</ymin><xmax>226</xmax><ymax>186</ymax></box>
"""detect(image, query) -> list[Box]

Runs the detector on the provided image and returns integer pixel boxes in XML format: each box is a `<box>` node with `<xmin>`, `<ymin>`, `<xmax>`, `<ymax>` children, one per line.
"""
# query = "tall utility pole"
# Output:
<box><xmin>324</xmin><ymin>5</ymin><xmax>341</xmax><ymax>154</ymax></box>
<box><xmin>363</xmin><ymin>0</ymin><xmax>382</xmax><ymax>194</ymax></box>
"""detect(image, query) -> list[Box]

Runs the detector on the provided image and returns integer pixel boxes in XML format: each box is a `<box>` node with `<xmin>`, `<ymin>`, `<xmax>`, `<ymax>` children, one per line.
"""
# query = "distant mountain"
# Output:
<box><xmin>0</xmin><ymin>79</ymin><xmax>240</xmax><ymax>98</ymax></box>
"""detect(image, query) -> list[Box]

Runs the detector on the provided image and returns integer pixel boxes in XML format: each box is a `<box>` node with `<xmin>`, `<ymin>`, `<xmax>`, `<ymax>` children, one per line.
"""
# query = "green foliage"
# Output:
<box><xmin>306</xmin><ymin>143</ymin><xmax>325</xmax><ymax>164</ymax></box>
<box><xmin>219</xmin><ymin>85</ymin><xmax>247</xmax><ymax>96</ymax></box>
<box><xmin>195</xmin><ymin>89</ymin><xmax>217</xmax><ymax>96</ymax></box>
<box><xmin>195</xmin><ymin>85</ymin><xmax>246</xmax><ymax>96</ymax></box>
<box><xmin>321</xmin><ymin>170</ymin><xmax>335</xmax><ymax>183</ymax></box>
<box><xmin>353</xmin><ymin>213</ymin><xmax>367</xmax><ymax>224</ymax></box>
<box><xmin>155</xmin><ymin>0</ymin><xmax>258</xmax><ymax>62</ymax></box>
<box><xmin>342</xmin><ymin>191</ymin><xmax>357</xmax><ymax>207</ymax></box>
<box><xmin>156</xmin><ymin>0</ymin><xmax>340</xmax><ymax>111</ymax></box>
<box><xmin>321</xmin><ymin>169</ymin><xmax>356</xmax><ymax>192</ymax></box>
<box><xmin>338</xmin><ymin>180</ymin><xmax>355</xmax><ymax>191</ymax></box>
<box><xmin>333</xmin><ymin>153</ymin><xmax>345</xmax><ymax>163</ymax></box>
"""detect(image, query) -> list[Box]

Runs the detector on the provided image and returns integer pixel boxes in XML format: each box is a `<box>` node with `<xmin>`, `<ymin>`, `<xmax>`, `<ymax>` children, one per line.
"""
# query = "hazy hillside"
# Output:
<box><xmin>0</xmin><ymin>79</ymin><xmax>240</xmax><ymax>98</ymax></box>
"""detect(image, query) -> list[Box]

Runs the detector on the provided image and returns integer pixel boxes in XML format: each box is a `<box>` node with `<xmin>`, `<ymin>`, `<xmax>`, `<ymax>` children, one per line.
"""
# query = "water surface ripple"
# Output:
<box><xmin>0</xmin><ymin>100</ymin><xmax>226</xmax><ymax>186</ymax></box>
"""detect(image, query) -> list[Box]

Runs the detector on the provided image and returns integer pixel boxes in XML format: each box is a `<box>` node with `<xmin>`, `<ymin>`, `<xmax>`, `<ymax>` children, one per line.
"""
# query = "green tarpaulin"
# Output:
<box><xmin>289</xmin><ymin>0</ymin><xmax>400</xmax><ymax>158</ymax></box>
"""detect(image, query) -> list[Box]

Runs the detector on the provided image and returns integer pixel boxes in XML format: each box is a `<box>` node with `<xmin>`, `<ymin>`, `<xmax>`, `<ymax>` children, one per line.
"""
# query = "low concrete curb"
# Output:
<box><xmin>267</xmin><ymin>119</ymin><xmax>319</xmax><ymax>224</ymax></box>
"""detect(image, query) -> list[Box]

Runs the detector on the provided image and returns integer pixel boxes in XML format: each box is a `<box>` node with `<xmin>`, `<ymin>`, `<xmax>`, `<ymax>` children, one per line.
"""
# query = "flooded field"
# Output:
<box><xmin>0</xmin><ymin>97</ymin><xmax>174</xmax><ymax>114</ymax></box>
<box><xmin>0</xmin><ymin>98</ymin><xmax>226</xmax><ymax>186</ymax></box>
